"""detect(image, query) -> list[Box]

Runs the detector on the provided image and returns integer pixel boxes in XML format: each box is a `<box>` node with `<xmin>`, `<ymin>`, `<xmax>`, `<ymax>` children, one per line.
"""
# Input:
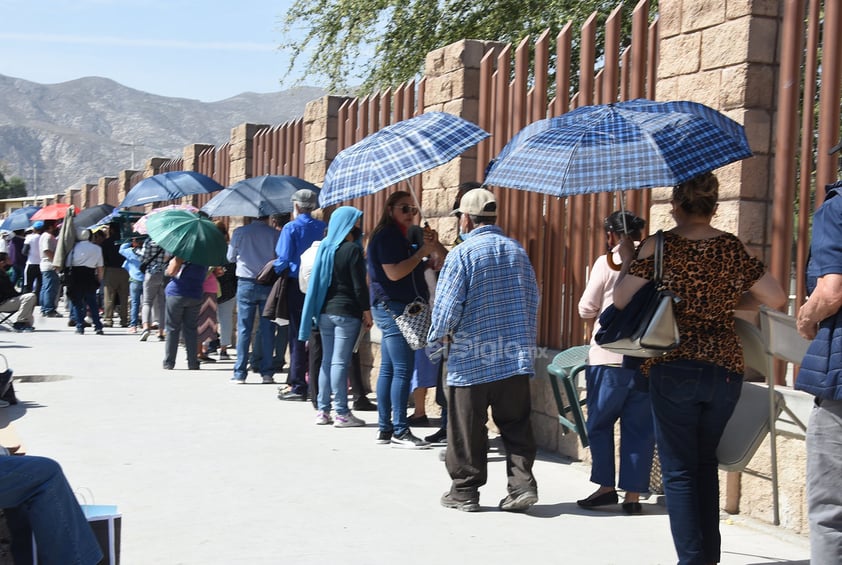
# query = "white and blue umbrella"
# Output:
<box><xmin>0</xmin><ymin>206</ymin><xmax>41</xmax><ymax>231</ymax></box>
<box><xmin>202</xmin><ymin>175</ymin><xmax>320</xmax><ymax>218</ymax></box>
<box><xmin>319</xmin><ymin>112</ymin><xmax>490</xmax><ymax>208</ymax></box>
<box><xmin>484</xmin><ymin>99</ymin><xmax>753</xmax><ymax>196</ymax></box>
<box><xmin>120</xmin><ymin>171</ymin><xmax>225</xmax><ymax>208</ymax></box>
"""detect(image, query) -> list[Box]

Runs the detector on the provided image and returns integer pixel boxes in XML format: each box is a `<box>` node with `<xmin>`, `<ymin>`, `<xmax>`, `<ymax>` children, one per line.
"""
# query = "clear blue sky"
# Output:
<box><xmin>0</xmin><ymin>0</ymin><xmax>326</xmax><ymax>102</ymax></box>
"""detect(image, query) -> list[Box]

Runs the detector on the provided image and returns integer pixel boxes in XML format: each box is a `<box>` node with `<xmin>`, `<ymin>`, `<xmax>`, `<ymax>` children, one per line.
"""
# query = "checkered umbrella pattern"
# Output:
<box><xmin>484</xmin><ymin>99</ymin><xmax>753</xmax><ymax>196</ymax></box>
<box><xmin>319</xmin><ymin>112</ymin><xmax>490</xmax><ymax>208</ymax></box>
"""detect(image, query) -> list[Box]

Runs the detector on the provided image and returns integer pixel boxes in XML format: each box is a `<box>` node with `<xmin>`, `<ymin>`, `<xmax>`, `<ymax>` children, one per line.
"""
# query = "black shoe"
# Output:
<box><xmin>441</xmin><ymin>491</ymin><xmax>480</xmax><ymax>512</ymax></box>
<box><xmin>188</xmin><ymin>364</ymin><xmax>200</xmax><ymax>371</ymax></box>
<box><xmin>499</xmin><ymin>490</ymin><xmax>538</xmax><ymax>512</ymax></box>
<box><xmin>622</xmin><ymin>502</ymin><xmax>643</xmax><ymax>515</ymax></box>
<box><xmin>352</xmin><ymin>396</ymin><xmax>377</xmax><ymax>411</ymax></box>
<box><xmin>44</xmin><ymin>311</ymin><xmax>63</xmax><ymax>318</ymax></box>
<box><xmin>162</xmin><ymin>363</ymin><xmax>174</xmax><ymax>370</ymax></box>
<box><xmin>95</xmin><ymin>329</ymin><xmax>104</xmax><ymax>335</ymax></box>
<box><xmin>576</xmin><ymin>490</ymin><xmax>618</xmax><ymax>508</ymax></box>
<box><xmin>390</xmin><ymin>430</ymin><xmax>430</xmax><ymax>449</ymax></box>
<box><xmin>375</xmin><ymin>430</ymin><xmax>392</xmax><ymax>444</ymax></box>
<box><xmin>279</xmin><ymin>391</ymin><xmax>304</xmax><ymax>401</ymax></box>
<box><xmin>407</xmin><ymin>414</ymin><xmax>430</xmax><ymax>426</ymax></box>
<box><xmin>424</xmin><ymin>428</ymin><xmax>447</xmax><ymax>445</ymax></box>
<box><xmin>198</xmin><ymin>355</ymin><xmax>216</xmax><ymax>364</ymax></box>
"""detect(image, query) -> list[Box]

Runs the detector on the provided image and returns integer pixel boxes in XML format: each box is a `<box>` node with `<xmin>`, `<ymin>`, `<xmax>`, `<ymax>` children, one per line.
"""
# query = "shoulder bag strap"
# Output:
<box><xmin>653</xmin><ymin>230</ymin><xmax>664</xmax><ymax>285</ymax></box>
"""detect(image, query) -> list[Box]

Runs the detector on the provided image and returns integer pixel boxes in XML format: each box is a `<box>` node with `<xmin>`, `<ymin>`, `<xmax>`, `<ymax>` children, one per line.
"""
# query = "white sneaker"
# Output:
<box><xmin>334</xmin><ymin>411</ymin><xmax>365</xmax><ymax>428</ymax></box>
<box><xmin>314</xmin><ymin>411</ymin><xmax>333</xmax><ymax>425</ymax></box>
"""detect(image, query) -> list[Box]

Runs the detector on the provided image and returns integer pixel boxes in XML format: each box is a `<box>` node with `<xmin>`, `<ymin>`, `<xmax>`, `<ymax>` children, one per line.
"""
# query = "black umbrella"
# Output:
<box><xmin>75</xmin><ymin>204</ymin><xmax>116</xmax><ymax>229</ymax></box>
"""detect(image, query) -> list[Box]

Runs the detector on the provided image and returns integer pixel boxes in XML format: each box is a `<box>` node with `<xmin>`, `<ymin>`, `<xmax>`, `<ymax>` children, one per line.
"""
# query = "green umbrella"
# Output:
<box><xmin>144</xmin><ymin>210</ymin><xmax>227</xmax><ymax>266</ymax></box>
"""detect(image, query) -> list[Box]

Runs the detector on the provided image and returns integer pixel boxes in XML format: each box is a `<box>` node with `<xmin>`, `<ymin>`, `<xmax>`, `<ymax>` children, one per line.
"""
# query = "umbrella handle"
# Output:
<box><xmin>403</xmin><ymin>180</ymin><xmax>425</xmax><ymax>225</ymax></box>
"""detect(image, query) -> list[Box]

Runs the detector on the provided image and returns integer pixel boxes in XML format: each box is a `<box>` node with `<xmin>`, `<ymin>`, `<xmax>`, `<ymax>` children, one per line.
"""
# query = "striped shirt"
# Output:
<box><xmin>428</xmin><ymin>225</ymin><xmax>539</xmax><ymax>387</ymax></box>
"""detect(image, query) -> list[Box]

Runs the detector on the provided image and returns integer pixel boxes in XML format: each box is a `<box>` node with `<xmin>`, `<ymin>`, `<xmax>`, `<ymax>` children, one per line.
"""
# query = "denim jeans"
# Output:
<box><xmin>40</xmin><ymin>269</ymin><xmax>60</xmax><ymax>314</ymax></box>
<box><xmin>649</xmin><ymin>360</ymin><xmax>742</xmax><ymax>565</ymax></box>
<box><xmin>128</xmin><ymin>279</ymin><xmax>143</xmax><ymax>328</ymax></box>
<box><xmin>251</xmin><ymin>322</ymin><xmax>287</xmax><ymax>372</ymax></box>
<box><xmin>234</xmin><ymin>279</ymin><xmax>274</xmax><ymax>380</ymax></box>
<box><xmin>372</xmin><ymin>301</ymin><xmax>415</xmax><ymax>435</ymax></box>
<box><xmin>164</xmin><ymin>294</ymin><xmax>202</xmax><ymax>369</ymax></box>
<box><xmin>142</xmin><ymin>272</ymin><xmax>166</xmax><ymax>329</ymax></box>
<box><xmin>584</xmin><ymin>364</ymin><xmax>655</xmax><ymax>493</ymax></box>
<box><xmin>317</xmin><ymin>313</ymin><xmax>361</xmax><ymax>415</ymax></box>
<box><xmin>805</xmin><ymin>398</ymin><xmax>842</xmax><ymax>564</ymax></box>
<box><xmin>70</xmin><ymin>290</ymin><xmax>102</xmax><ymax>333</ymax></box>
<box><xmin>0</xmin><ymin>455</ymin><xmax>102</xmax><ymax>565</ymax></box>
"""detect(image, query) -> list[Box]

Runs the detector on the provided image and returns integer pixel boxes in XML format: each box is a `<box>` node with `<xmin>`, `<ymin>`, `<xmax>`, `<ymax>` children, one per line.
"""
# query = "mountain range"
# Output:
<box><xmin>0</xmin><ymin>74</ymin><xmax>325</xmax><ymax>196</ymax></box>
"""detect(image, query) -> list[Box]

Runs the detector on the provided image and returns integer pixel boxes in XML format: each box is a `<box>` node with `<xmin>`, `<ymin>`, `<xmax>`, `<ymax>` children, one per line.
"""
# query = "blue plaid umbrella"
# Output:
<box><xmin>202</xmin><ymin>175</ymin><xmax>320</xmax><ymax>218</ymax></box>
<box><xmin>484</xmin><ymin>99</ymin><xmax>753</xmax><ymax>196</ymax></box>
<box><xmin>120</xmin><ymin>171</ymin><xmax>225</xmax><ymax>208</ymax></box>
<box><xmin>319</xmin><ymin>112</ymin><xmax>490</xmax><ymax>208</ymax></box>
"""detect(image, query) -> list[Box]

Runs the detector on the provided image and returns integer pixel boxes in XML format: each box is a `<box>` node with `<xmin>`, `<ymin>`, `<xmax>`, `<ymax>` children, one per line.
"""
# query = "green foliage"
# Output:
<box><xmin>280</xmin><ymin>0</ymin><xmax>658</xmax><ymax>94</ymax></box>
<box><xmin>0</xmin><ymin>170</ymin><xmax>27</xmax><ymax>199</ymax></box>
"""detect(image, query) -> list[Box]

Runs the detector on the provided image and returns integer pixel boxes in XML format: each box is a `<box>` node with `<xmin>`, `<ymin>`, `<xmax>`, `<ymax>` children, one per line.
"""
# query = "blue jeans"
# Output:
<box><xmin>585</xmin><ymin>365</ymin><xmax>655</xmax><ymax>493</ymax></box>
<box><xmin>234</xmin><ymin>279</ymin><xmax>274</xmax><ymax>380</ymax></box>
<box><xmin>372</xmin><ymin>301</ymin><xmax>415</xmax><ymax>435</ymax></box>
<box><xmin>317</xmin><ymin>313</ymin><xmax>361</xmax><ymax>415</ymax></box>
<box><xmin>128</xmin><ymin>279</ymin><xmax>143</xmax><ymax>328</ymax></box>
<box><xmin>165</xmin><ymin>294</ymin><xmax>202</xmax><ymax>369</ymax></box>
<box><xmin>40</xmin><ymin>269</ymin><xmax>60</xmax><ymax>314</ymax></box>
<box><xmin>649</xmin><ymin>360</ymin><xmax>742</xmax><ymax>565</ymax></box>
<box><xmin>251</xmin><ymin>323</ymin><xmax>287</xmax><ymax>372</ymax></box>
<box><xmin>70</xmin><ymin>291</ymin><xmax>102</xmax><ymax>333</ymax></box>
<box><xmin>0</xmin><ymin>455</ymin><xmax>102</xmax><ymax>565</ymax></box>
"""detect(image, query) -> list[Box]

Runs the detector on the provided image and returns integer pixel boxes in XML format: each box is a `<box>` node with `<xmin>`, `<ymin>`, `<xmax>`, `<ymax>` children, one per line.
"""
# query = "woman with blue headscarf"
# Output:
<box><xmin>299</xmin><ymin>206</ymin><xmax>372</xmax><ymax>427</ymax></box>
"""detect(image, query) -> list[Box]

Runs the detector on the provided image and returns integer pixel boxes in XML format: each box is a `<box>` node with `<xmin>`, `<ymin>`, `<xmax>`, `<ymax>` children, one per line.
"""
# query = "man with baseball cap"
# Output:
<box><xmin>275</xmin><ymin>189</ymin><xmax>326</xmax><ymax>400</ymax></box>
<box><xmin>429</xmin><ymin>187</ymin><xmax>541</xmax><ymax>513</ymax></box>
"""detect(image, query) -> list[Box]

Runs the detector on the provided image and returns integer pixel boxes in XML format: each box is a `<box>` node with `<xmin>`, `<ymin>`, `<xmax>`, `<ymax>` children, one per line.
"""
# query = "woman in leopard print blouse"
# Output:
<box><xmin>613</xmin><ymin>172</ymin><xmax>786</xmax><ymax>565</ymax></box>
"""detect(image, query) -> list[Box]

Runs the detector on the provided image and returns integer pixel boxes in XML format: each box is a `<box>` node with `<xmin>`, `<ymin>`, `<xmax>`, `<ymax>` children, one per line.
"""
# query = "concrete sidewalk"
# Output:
<box><xmin>1</xmin><ymin>312</ymin><xmax>810</xmax><ymax>565</ymax></box>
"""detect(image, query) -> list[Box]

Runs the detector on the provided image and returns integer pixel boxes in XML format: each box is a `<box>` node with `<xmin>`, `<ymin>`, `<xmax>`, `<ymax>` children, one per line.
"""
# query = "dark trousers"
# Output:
<box><xmin>286</xmin><ymin>282</ymin><xmax>307</xmax><ymax>393</ymax></box>
<box><xmin>308</xmin><ymin>327</ymin><xmax>367</xmax><ymax>409</ymax></box>
<box><xmin>445</xmin><ymin>374</ymin><xmax>537</xmax><ymax>502</ymax></box>
<box><xmin>23</xmin><ymin>264</ymin><xmax>41</xmax><ymax>298</ymax></box>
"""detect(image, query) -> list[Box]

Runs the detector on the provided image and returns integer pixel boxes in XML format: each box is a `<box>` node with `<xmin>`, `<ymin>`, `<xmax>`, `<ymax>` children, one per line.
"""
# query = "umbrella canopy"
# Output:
<box><xmin>74</xmin><ymin>204</ymin><xmax>116</xmax><ymax>229</ymax></box>
<box><xmin>484</xmin><ymin>99</ymin><xmax>753</xmax><ymax>196</ymax></box>
<box><xmin>144</xmin><ymin>210</ymin><xmax>227</xmax><ymax>266</ymax></box>
<box><xmin>134</xmin><ymin>204</ymin><xmax>199</xmax><ymax>234</ymax></box>
<box><xmin>319</xmin><ymin>112</ymin><xmax>490</xmax><ymax>208</ymax></box>
<box><xmin>202</xmin><ymin>175</ymin><xmax>320</xmax><ymax>218</ymax></box>
<box><xmin>120</xmin><ymin>171</ymin><xmax>225</xmax><ymax>208</ymax></box>
<box><xmin>30</xmin><ymin>203</ymin><xmax>72</xmax><ymax>221</ymax></box>
<box><xmin>0</xmin><ymin>206</ymin><xmax>41</xmax><ymax>231</ymax></box>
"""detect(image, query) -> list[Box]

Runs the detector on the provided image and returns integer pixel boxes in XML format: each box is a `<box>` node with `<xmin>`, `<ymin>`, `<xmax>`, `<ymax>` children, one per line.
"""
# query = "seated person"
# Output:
<box><xmin>0</xmin><ymin>252</ymin><xmax>36</xmax><ymax>332</ymax></box>
<box><xmin>0</xmin><ymin>452</ymin><xmax>103</xmax><ymax>564</ymax></box>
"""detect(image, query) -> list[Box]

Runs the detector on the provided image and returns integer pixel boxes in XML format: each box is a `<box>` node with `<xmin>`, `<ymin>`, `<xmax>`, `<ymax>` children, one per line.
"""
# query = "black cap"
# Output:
<box><xmin>603</xmin><ymin>211</ymin><xmax>645</xmax><ymax>235</ymax></box>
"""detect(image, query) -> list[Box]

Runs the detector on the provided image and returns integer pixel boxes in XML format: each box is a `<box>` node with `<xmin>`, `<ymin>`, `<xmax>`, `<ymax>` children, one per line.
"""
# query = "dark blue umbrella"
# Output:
<box><xmin>0</xmin><ymin>206</ymin><xmax>41</xmax><ymax>231</ymax></box>
<box><xmin>120</xmin><ymin>171</ymin><xmax>225</xmax><ymax>208</ymax></box>
<box><xmin>201</xmin><ymin>175</ymin><xmax>320</xmax><ymax>218</ymax></box>
<box><xmin>319</xmin><ymin>112</ymin><xmax>489</xmax><ymax>208</ymax></box>
<box><xmin>484</xmin><ymin>99</ymin><xmax>753</xmax><ymax>196</ymax></box>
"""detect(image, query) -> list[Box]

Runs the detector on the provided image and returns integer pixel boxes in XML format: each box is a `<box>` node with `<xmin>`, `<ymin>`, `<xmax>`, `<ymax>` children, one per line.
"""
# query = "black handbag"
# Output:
<box><xmin>595</xmin><ymin>230</ymin><xmax>681</xmax><ymax>358</ymax></box>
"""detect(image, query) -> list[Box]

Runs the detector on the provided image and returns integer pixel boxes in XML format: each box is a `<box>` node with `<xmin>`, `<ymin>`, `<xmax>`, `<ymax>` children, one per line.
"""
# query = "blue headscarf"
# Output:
<box><xmin>298</xmin><ymin>206</ymin><xmax>363</xmax><ymax>341</ymax></box>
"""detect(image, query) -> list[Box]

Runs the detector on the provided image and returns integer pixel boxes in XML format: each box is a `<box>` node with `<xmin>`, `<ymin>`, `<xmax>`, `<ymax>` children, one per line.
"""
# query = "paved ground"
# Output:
<box><xmin>0</xmin><ymin>306</ymin><xmax>811</xmax><ymax>565</ymax></box>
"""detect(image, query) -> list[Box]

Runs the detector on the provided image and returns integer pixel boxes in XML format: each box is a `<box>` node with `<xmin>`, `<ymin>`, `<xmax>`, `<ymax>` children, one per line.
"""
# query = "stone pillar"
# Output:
<box><xmin>422</xmin><ymin>39</ymin><xmax>506</xmax><ymax>242</ymax></box>
<box><xmin>81</xmin><ymin>184</ymin><xmax>96</xmax><ymax>208</ymax></box>
<box><xmin>183</xmin><ymin>144</ymin><xmax>214</xmax><ymax>172</ymax></box>
<box><xmin>655</xmin><ymin>0</ymin><xmax>780</xmax><ymax>258</ymax></box>
<box><xmin>229</xmin><ymin>124</ymin><xmax>268</xmax><ymax>184</ymax></box>
<box><xmin>302</xmin><ymin>96</ymin><xmax>350</xmax><ymax>184</ymax></box>
<box><xmin>98</xmin><ymin>177</ymin><xmax>118</xmax><ymax>207</ymax></box>
<box><xmin>144</xmin><ymin>158</ymin><xmax>170</xmax><ymax>178</ymax></box>
<box><xmin>117</xmin><ymin>170</ymin><xmax>140</xmax><ymax>208</ymax></box>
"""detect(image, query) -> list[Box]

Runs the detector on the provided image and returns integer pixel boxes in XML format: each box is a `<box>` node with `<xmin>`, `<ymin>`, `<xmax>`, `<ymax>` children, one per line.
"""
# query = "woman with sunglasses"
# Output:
<box><xmin>367</xmin><ymin>191</ymin><xmax>444</xmax><ymax>448</ymax></box>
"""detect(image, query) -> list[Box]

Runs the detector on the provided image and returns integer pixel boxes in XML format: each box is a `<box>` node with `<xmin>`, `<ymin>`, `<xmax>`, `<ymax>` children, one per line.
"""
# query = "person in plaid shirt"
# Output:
<box><xmin>138</xmin><ymin>238</ymin><xmax>170</xmax><ymax>342</ymax></box>
<box><xmin>429</xmin><ymin>188</ymin><xmax>540</xmax><ymax>514</ymax></box>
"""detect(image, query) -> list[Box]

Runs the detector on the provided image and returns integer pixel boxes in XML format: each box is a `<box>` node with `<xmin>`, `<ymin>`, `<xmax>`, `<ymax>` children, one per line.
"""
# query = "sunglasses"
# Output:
<box><xmin>393</xmin><ymin>204</ymin><xmax>418</xmax><ymax>215</ymax></box>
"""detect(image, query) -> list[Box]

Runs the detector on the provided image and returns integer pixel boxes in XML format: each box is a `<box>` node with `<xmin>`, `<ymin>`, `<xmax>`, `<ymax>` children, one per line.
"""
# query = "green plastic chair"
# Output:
<box><xmin>546</xmin><ymin>345</ymin><xmax>591</xmax><ymax>448</ymax></box>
